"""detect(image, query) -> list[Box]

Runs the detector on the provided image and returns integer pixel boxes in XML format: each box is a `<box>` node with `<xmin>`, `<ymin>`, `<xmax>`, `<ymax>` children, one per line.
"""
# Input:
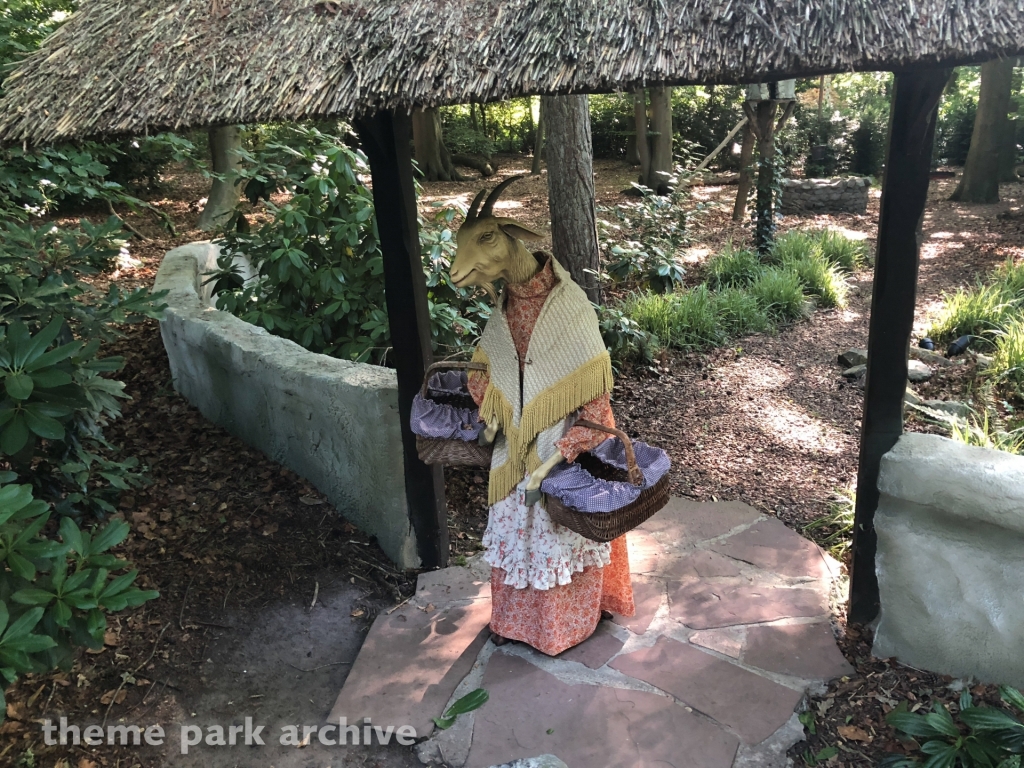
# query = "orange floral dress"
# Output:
<box><xmin>468</xmin><ymin>256</ymin><xmax>634</xmax><ymax>656</ymax></box>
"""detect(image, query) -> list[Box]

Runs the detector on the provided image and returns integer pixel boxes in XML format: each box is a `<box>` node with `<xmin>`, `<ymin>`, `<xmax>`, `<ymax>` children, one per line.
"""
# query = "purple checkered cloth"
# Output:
<box><xmin>410</xmin><ymin>370</ymin><xmax>484</xmax><ymax>442</ymax></box>
<box><xmin>541</xmin><ymin>437</ymin><xmax>671</xmax><ymax>513</ymax></box>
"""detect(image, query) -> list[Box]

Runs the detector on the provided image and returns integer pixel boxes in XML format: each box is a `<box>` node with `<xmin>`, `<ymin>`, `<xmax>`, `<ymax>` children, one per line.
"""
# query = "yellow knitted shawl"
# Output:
<box><xmin>472</xmin><ymin>258</ymin><xmax>613</xmax><ymax>505</ymax></box>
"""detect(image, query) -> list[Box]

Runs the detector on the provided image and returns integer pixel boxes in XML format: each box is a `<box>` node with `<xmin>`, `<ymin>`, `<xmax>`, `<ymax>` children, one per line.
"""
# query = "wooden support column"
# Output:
<box><xmin>355</xmin><ymin>110</ymin><xmax>449</xmax><ymax>570</ymax></box>
<box><xmin>848</xmin><ymin>68</ymin><xmax>950</xmax><ymax>623</ymax></box>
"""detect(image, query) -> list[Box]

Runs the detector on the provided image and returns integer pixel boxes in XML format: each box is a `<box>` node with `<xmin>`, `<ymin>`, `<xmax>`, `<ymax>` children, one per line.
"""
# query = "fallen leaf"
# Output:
<box><xmin>262</xmin><ymin>522</ymin><xmax>279</xmax><ymax>536</ymax></box>
<box><xmin>817</xmin><ymin>697</ymin><xmax>834</xmax><ymax>717</ymax></box>
<box><xmin>350</xmin><ymin>608</ymin><xmax>365</xmax><ymax>617</ymax></box>
<box><xmin>78</xmin><ymin>758</ymin><xmax>98</xmax><ymax>768</ymax></box>
<box><xmin>6</xmin><ymin>701</ymin><xmax>27</xmax><ymax>720</ymax></box>
<box><xmin>298</xmin><ymin>731</ymin><xmax>311</xmax><ymax>747</ymax></box>
<box><xmin>104</xmin><ymin>630</ymin><xmax>119</xmax><ymax>647</ymax></box>
<box><xmin>299</xmin><ymin>495</ymin><xmax>325</xmax><ymax>506</ymax></box>
<box><xmin>100</xmin><ymin>689</ymin><xmax>127</xmax><ymax>706</ymax></box>
<box><xmin>837</xmin><ymin>724</ymin><xmax>872</xmax><ymax>742</ymax></box>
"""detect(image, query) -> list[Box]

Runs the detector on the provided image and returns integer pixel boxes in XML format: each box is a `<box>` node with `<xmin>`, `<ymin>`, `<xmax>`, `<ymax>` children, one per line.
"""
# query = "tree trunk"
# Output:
<box><xmin>647</xmin><ymin>86</ymin><xmax>673</xmax><ymax>192</ymax></box>
<box><xmin>950</xmin><ymin>58</ymin><xmax>1014</xmax><ymax>203</ymax></box>
<box><xmin>412</xmin><ymin>107</ymin><xmax>464</xmax><ymax>182</ymax></box>
<box><xmin>531</xmin><ymin>98</ymin><xmax>546</xmax><ymax>175</ymax></box>
<box><xmin>197</xmin><ymin>125</ymin><xmax>244</xmax><ymax>231</ymax></box>
<box><xmin>470</xmin><ymin>103</ymin><xmax>477</xmax><ymax>132</ymax></box>
<box><xmin>732</xmin><ymin>121</ymin><xmax>757</xmax><ymax>221</ymax></box>
<box><xmin>999</xmin><ymin>117</ymin><xmax>1019</xmax><ymax>182</ymax></box>
<box><xmin>543</xmin><ymin>94</ymin><xmax>602</xmax><ymax>304</ymax></box>
<box><xmin>754</xmin><ymin>100</ymin><xmax>778</xmax><ymax>255</ymax></box>
<box><xmin>633</xmin><ymin>89</ymin><xmax>651</xmax><ymax>180</ymax></box>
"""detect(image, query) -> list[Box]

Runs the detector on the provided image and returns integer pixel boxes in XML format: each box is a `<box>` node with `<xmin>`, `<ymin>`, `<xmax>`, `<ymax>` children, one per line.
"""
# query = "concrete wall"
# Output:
<box><xmin>154</xmin><ymin>242</ymin><xmax>419</xmax><ymax>568</ymax></box>
<box><xmin>778</xmin><ymin>178</ymin><xmax>870</xmax><ymax>215</ymax></box>
<box><xmin>873</xmin><ymin>432</ymin><xmax>1024</xmax><ymax>688</ymax></box>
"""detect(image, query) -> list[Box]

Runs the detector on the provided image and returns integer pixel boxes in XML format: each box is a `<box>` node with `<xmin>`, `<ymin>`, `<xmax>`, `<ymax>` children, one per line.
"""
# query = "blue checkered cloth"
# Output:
<box><xmin>410</xmin><ymin>370</ymin><xmax>485</xmax><ymax>442</ymax></box>
<box><xmin>541</xmin><ymin>437</ymin><xmax>670</xmax><ymax>513</ymax></box>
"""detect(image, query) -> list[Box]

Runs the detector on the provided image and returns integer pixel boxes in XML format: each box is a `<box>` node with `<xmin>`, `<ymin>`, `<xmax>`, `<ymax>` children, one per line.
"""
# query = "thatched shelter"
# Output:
<box><xmin>1</xmin><ymin>0</ymin><xmax>1023</xmax><ymax>144</ymax></box>
<box><xmin>2</xmin><ymin>0</ymin><xmax>1023</xmax><ymax>621</ymax></box>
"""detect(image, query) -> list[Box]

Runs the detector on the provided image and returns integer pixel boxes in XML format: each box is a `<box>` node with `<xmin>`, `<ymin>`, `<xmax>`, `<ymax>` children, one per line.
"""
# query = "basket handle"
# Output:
<box><xmin>420</xmin><ymin>361</ymin><xmax>489</xmax><ymax>398</ymax></box>
<box><xmin>574</xmin><ymin>419</ymin><xmax>645</xmax><ymax>487</ymax></box>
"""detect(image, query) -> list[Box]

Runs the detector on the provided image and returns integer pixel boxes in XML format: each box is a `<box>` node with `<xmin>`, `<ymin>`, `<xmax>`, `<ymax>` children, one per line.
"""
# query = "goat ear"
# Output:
<box><xmin>495</xmin><ymin>218</ymin><xmax>546</xmax><ymax>242</ymax></box>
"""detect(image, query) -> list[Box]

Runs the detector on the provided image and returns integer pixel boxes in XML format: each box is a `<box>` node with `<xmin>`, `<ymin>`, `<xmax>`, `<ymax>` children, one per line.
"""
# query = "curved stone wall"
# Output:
<box><xmin>778</xmin><ymin>177</ymin><xmax>871</xmax><ymax>215</ymax></box>
<box><xmin>154</xmin><ymin>242</ymin><xmax>418</xmax><ymax>568</ymax></box>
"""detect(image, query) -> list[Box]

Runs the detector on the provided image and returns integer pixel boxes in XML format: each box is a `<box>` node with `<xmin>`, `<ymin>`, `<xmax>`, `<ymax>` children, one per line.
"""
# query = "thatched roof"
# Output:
<box><xmin>2</xmin><ymin>0</ymin><xmax>1023</xmax><ymax>145</ymax></box>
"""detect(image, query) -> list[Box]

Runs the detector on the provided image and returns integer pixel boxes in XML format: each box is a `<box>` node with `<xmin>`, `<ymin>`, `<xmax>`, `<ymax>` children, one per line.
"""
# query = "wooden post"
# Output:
<box><xmin>848</xmin><ymin>68</ymin><xmax>950</xmax><ymax>623</ymax></box>
<box><xmin>354</xmin><ymin>110</ymin><xmax>449</xmax><ymax>570</ymax></box>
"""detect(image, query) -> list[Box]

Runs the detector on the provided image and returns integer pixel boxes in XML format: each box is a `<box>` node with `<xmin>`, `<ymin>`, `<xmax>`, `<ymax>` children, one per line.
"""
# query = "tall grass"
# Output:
<box><xmin>770</xmin><ymin>230</ymin><xmax>817</xmax><ymax>266</ymax></box>
<box><xmin>995</xmin><ymin>257</ymin><xmax>1024</xmax><ymax>298</ymax></box>
<box><xmin>749</xmin><ymin>268</ymin><xmax>808</xmax><ymax>321</ymax></box>
<box><xmin>816</xmin><ymin>230</ymin><xmax>866</xmax><ymax>272</ymax></box>
<box><xmin>705</xmin><ymin>245</ymin><xmax>764</xmax><ymax>289</ymax></box>
<box><xmin>927</xmin><ymin>283</ymin><xmax>1019</xmax><ymax>345</ymax></box>
<box><xmin>802</xmin><ymin>488</ymin><xmax>855</xmax><ymax>561</ymax></box>
<box><xmin>780</xmin><ymin>252</ymin><xmax>849</xmax><ymax>309</ymax></box>
<box><xmin>625</xmin><ymin>287</ymin><xmax>726</xmax><ymax>350</ymax></box>
<box><xmin>950</xmin><ymin>411</ymin><xmax>1024</xmax><ymax>455</ymax></box>
<box><xmin>991</xmin><ymin>317</ymin><xmax>1024</xmax><ymax>386</ymax></box>
<box><xmin>713</xmin><ymin>288</ymin><xmax>772</xmax><ymax>336</ymax></box>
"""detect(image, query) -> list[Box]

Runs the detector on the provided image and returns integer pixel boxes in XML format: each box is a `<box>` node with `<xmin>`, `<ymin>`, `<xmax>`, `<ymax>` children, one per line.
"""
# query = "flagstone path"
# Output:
<box><xmin>329</xmin><ymin>498</ymin><xmax>850</xmax><ymax>768</ymax></box>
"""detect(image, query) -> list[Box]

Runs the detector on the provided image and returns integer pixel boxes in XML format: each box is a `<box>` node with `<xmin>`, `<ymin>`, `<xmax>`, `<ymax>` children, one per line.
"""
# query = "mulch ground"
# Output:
<box><xmin>3</xmin><ymin>156</ymin><xmax>1023</xmax><ymax>768</ymax></box>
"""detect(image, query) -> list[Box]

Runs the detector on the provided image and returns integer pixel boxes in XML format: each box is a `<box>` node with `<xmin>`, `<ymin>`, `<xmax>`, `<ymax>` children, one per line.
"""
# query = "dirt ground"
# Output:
<box><xmin>3</xmin><ymin>153</ymin><xmax>1023</xmax><ymax>768</ymax></box>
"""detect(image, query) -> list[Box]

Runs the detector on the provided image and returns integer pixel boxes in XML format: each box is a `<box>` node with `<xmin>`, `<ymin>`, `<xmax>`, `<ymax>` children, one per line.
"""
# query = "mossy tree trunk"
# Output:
<box><xmin>543</xmin><ymin>94</ymin><xmax>602</xmax><ymax>304</ymax></box>
<box><xmin>950</xmin><ymin>58</ymin><xmax>1015</xmax><ymax>203</ymax></box>
<box><xmin>631</xmin><ymin>89</ymin><xmax>652</xmax><ymax>182</ymax></box>
<box><xmin>732</xmin><ymin>121</ymin><xmax>756</xmax><ymax>221</ymax></box>
<box><xmin>197</xmin><ymin>124</ymin><xmax>244</xmax><ymax>232</ymax></box>
<box><xmin>646</xmin><ymin>86</ymin><xmax>673</xmax><ymax>192</ymax></box>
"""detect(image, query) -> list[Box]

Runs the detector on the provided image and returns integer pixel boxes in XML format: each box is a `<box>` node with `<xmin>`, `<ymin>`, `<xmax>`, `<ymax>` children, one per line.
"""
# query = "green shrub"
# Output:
<box><xmin>213</xmin><ymin>126</ymin><xmax>489</xmax><ymax>364</ymax></box>
<box><xmin>802</xmin><ymin>489</ymin><xmax>855</xmax><ymax>561</ymax></box>
<box><xmin>995</xmin><ymin>257</ymin><xmax>1024</xmax><ymax>298</ymax></box>
<box><xmin>770</xmin><ymin>230</ymin><xmax>817</xmax><ymax>266</ymax></box>
<box><xmin>816</xmin><ymin>229</ymin><xmax>866</xmax><ymax>272</ymax></box>
<box><xmin>927</xmin><ymin>283</ymin><xmax>1018</xmax><ymax>344</ymax></box>
<box><xmin>784</xmin><ymin>253</ymin><xmax>848</xmax><ymax>309</ymax></box>
<box><xmin>949</xmin><ymin>411</ymin><xmax>1024</xmax><ymax>455</ymax></box>
<box><xmin>704</xmin><ymin>246</ymin><xmax>764</xmax><ymax>290</ymax></box>
<box><xmin>596</xmin><ymin>304</ymin><xmax>661</xmax><ymax>365</ymax></box>
<box><xmin>749</xmin><ymin>268</ymin><xmax>808</xmax><ymax>321</ymax></box>
<box><xmin>0</xmin><ymin>479</ymin><xmax>158</xmax><ymax>719</ymax></box>
<box><xmin>991</xmin><ymin>317</ymin><xmax>1024</xmax><ymax>388</ymax></box>
<box><xmin>713</xmin><ymin>287</ymin><xmax>772</xmax><ymax>336</ymax></box>
<box><xmin>882</xmin><ymin>685</ymin><xmax>1024</xmax><ymax>767</ymax></box>
<box><xmin>624</xmin><ymin>287</ymin><xmax>724</xmax><ymax>351</ymax></box>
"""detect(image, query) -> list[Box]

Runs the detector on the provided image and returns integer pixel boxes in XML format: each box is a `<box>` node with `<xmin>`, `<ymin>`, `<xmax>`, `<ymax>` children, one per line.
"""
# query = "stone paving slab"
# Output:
<box><xmin>610</xmin><ymin>636</ymin><xmax>804</xmax><ymax>745</ymax></box>
<box><xmin>555</xmin><ymin>622</ymin><xmax>624</xmax><ymax>669</ymax></box>
<box><xmin>743</xmin><ymin>622</ymin><xmax>854</xmax><ymax>680</ymax></box>
<box><xmin>670</xmin><ymin>582</ymin><xmax>826</xmax><ymax>629</ymax></box>
<box><xmin>710</xmin><ymin>518</ymin><xmax>839</xmax><ymax>581</ymax></box>
<box><xmin>328</xmin><ymin>599</ymin><xmax>491</xmax><ymax>738</ymax></box>
<box><xmin>639</xmin><ymin>498</ymin><xmax>760</xmax><ymax>546</ymax></box>
<box><xmin>467</xmin><ymin>653</ymin><xmax>740</xmax><ymax>768</ymax></box>
<box><xmin>611</xmin><ymin>578</ymin><xmax>663</xmax><ymax>634</ymax></box>
<box><xmin>416</xmin><ymin>567</ymin><xmax>492</xmax><ymax>603</ymax></box>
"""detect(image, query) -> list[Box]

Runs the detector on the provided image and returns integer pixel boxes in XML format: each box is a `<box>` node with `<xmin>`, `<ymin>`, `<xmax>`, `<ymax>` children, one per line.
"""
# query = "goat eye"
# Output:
<box><xmin>480</xmin><ymin>231</ymin><xmax>494</xmax><ymax>241</ymax></box>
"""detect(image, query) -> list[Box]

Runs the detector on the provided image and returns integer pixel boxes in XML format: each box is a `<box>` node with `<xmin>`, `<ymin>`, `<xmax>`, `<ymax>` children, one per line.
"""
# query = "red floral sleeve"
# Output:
<box><xmin>556</xmin><ymin>393</ymin><xmax>615</xmax><ymax>462</ymax></box>
<box><xmin>467</xmin><ymin>367</ymin><xmax>489</xmax><ymax>410</ymax></box>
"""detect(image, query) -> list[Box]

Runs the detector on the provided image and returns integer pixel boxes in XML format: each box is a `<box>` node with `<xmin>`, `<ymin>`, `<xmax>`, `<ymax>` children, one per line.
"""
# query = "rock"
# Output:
<box><xmin>906</xmin><ymin>359</ymin><xmax>932</xmax><ymax>382</ymax></box>
<box><xmin>489</xmin><ymin>757</ymin><xmax>569</xmax><ymax>768</ymax></box>
<box><xmin>922</xmin><ymin>400</ymin><xmax>972</xmax><ymax>419</ymax></box>
<box><xmin>910</xmin><ymin>346</ymin><xmax>953</xmax><ymax>367</ymax></box>
<box><xmin>904</xmin><ymin>388</ymin><xmax>923</xmax><ymax>406</ymax></box>
<box><xmin>838</xmin><ymin>348</ymin><xmax>868</xmax><ymax>367</ymax></box>
<box><xmin>842</xmin><ymin>364</ymin><xmax>867</xmax><ymax>379</ymax></box>
<box><xmin>969</xmin><ymin>351</ymin><xmax>994</xmax><ymax>368</ymax></box>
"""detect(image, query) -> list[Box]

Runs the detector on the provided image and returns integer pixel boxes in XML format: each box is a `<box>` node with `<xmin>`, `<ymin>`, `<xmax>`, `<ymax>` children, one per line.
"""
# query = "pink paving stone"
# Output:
<box><xmin>556</xmin><ymin>622</ymin><xmax>624</xmax><ymax>669</ymax></box>
<box><xmin>466</xmin><ymin>652</ymin><xmax>739</xmax><ymax>768</ymax></box>
<box><xmin>416</xmin><ymin>566</ymin><xmax>491</xmax><ymax>602</ymax></box>
<box><xmin>613</xmin><ymin>578</ymin><xmax>664</xmax><ymax>634</ymax></box>
<box><xmin>626</xmin><ymin>529</ymin><xmax>662</xmax><ymax>574</ymax></box>
<box><xmin>689</xmin><ymin>627</ymin><xmax>745</xmax><ymax>659</ymax></box>
<box><xmin>327</xmin><ymin>599</ymin><xmax>491</xmax><ymax>738</ymax></box>
<box><xmin>670</xmin><ymin>581</ymin><xmax>825</xmax><ymax>629</ymax></box>
<box><xmin>661</xmin><ymin>550</ymin><xmax>743</xmax><ymax>581</ymax></box>
<box><xmin>742</xmin><ymin>622</ymin><xmax>854</xmax><ymax>681</ymax></box>
<box><xmin>709</xmin><ymin>518</ymin><xmax>838</xmax><ymax>580</ymax></box>
<box><xmin>640</xmin><ymin>498</ymin><xmax>760</xmax><ymax>547</ymax></box>
<box><xmin>610</xmin><ymin>636</ymin><xmax>804</xmax><ymax>745</ymax></box>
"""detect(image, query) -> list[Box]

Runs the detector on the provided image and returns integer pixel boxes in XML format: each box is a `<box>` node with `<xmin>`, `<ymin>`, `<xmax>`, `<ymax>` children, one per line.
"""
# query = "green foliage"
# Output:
<box><xmin>782</xmin><ymin>252</ymin><xmax>848</xmax><ymax>309</ymax></box>
<box><xmin>748</xmin><ymin>268</ymin><xmax>808</xmax><ymax>322</ymax></box>
<box><xmin>770</xmin><ymin>230</ymin><xmax>817</xmax><ymax>265</ymax></box>
<box><xmin>950</xmin><ymin>411</ymin><xmax>1024</xmax><ymax>455</ymax></box>
<box><xmin>0</xmin><ymin>0</ymin><xmax>75</xmax><ymax>89</ymax></box>
<box><xmin>433</xmin><ymin>688</ymin><xmax>489</xmax><ymax>730</ymax></box>
<box><xmin>991</xmin><ymin>318</ymin><xmax>1024</xmax><ymax>389</ymax></box>
<box><xmin>882</xmin><ymin>686</ymin><xmax>1024</xmax><ymax>768</ymax></box>
<box><xmin>928</xmin><ymin>284</ymin><xmax>1019</xmax><ymax>346</ymax></box>
<box><xmin>802</xmin><ymin>489</ymin><xmax>855</xmax><ymax>560</ymax></box>
<box><xmin>816</xmin><ymin>229</ymin><xmax>866</xmax><ymax>272</ymax></box>
<box><xmin>213</xmin><ymin>125</ymin><xmax>489</xmax><ymax>364</ymax></box>
<box><xmin>595</xmin><ymin>303</ymin><xmax>661</xmax><ymax>366</ymax></box>
<box><xmin>704</xmin><ymin>246</ymin><xmax>764</xmax><ymax>290</ymax></box>
<box><xmin>936</xmin><ymin>68</ymin><xmax>980</xmax><ymax>167</ymax></box>
<box><xmin>624</xmin><ymin>287</ymin><xmax>725</xmax><ymax>351</ymax></box>
<box><xmin>0</xmin><ymin>479</ymin><xmax>158</xmax><ymax>719</ymax></box>
<box><xmin>713</xmin><ymin>287</ymin><xmax>772</xmax><ymax>336</ymax></box>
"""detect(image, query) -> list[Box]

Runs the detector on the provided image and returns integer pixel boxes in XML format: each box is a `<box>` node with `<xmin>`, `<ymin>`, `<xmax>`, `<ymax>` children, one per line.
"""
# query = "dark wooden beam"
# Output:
<box><xmin>354</xmin><ymin>110</ymin><xmax>449</xmax><ymax>570</ymax></box>
<box><xmin>848</xmin><ymin>68</ymin><xmax>950</xmax><ymax>623</ymax></box>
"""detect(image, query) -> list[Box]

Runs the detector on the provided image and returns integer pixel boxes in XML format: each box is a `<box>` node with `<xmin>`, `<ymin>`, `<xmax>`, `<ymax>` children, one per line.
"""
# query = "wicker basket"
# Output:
<box><xmin>413</xmin><ymin>361</ymin><xmax>493</xmax><ymax>467</ymax></box>
<box><xmin>545</xmin><ymin>420</ymin><xmax>670</xmax><ymax>542</ymax></box>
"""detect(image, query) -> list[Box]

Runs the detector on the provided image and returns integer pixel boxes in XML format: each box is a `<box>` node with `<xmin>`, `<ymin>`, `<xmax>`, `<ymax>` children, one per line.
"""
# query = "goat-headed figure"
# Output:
<box><xmin>450</xmin><ymin>175</ymin><xmax>545</xmax><ymax>302</ymax></box>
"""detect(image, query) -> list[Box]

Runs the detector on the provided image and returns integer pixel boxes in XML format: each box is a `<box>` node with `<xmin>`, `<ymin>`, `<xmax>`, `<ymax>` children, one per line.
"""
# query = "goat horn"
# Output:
<box><xmin>480</xmin><ymin>175</ymin><xmax>524</xmax><ymax>218</ymax></box>
<box><xmin>465</xmin><ymin>188</ymin><xmax>489</xmax><ymax>222</ymax></box>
